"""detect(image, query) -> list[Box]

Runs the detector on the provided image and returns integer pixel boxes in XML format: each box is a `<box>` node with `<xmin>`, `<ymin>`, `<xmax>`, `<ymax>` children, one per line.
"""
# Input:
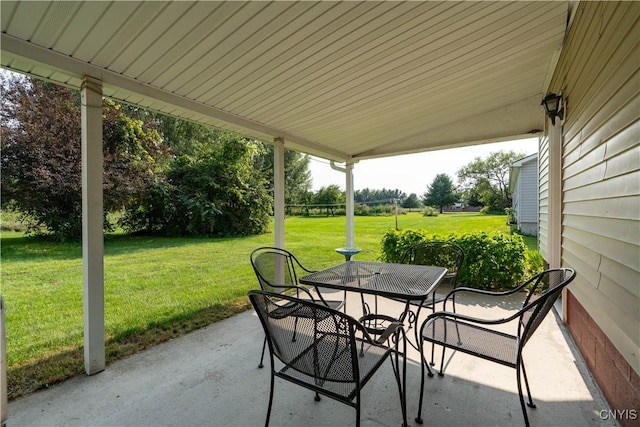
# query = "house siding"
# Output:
<box><xmin>511</xmin><ymin>154</ymin><xmax>539</xmax><ymax>236</ymax></box>
<box><xmin>544</xmin><ymin>1</ymin><xmax>639</xmax><ymax>422</ymax></box>
<box><xmin>517</xmin><ymin>158</ymin><xmax>538</xmax><ymax>235</ymax></box>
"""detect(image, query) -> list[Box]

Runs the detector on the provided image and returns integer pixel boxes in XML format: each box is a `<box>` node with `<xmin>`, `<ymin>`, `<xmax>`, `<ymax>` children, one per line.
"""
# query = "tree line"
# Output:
<box><xmin>1</xmin><ymin>74</ymin><xmax>525</xmax><ymax>240</ymax></box>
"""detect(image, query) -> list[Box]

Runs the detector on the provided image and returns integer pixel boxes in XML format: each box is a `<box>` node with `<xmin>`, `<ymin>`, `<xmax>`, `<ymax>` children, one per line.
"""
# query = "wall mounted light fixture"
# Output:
<box><xmin>541</xmin><ymin>93</ymin><xmax>564</xmax><ymax>125</ymax></box>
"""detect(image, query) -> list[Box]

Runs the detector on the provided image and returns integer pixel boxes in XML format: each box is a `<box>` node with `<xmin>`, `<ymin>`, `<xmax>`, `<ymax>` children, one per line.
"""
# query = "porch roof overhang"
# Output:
<box><xmin>1</xmin><ymin>1</ymin><xmax>571</xmax><ymax>163</ymax></box>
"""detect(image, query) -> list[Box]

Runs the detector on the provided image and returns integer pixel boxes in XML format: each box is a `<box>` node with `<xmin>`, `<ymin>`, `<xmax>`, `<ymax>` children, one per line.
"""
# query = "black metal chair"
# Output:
<box><xmin>250</xmin><ymin>247</ymin><xmax>345</xmax><ymax>368</ymax></box>
<box><xmin>249</xmin><ymin>290</ymin><xmax>407</xmax><ymax>427</ymax></box>
<box><xmin>415</xmin><ymin>268</ymin><xmax>576</xmax><ymax>427</ymax></box>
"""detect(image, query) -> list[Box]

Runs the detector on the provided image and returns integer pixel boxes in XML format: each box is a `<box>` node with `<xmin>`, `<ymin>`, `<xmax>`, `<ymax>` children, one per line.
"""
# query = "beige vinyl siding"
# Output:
<box><xmin>548</xmin><ymin>1</ymin><xmax>639</xmax><ymax>372</ymax></box>
<box><xmin>538</xmin><ymin>135</ymin><xmax>550</xmax><ymax>261</ymax></box>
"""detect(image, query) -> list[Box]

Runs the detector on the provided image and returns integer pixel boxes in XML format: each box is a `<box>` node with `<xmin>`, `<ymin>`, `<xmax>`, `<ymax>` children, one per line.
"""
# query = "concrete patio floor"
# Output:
<box><xmin>8</xmin><ymin>291</ymin><xmax>615</xmax><ymax>427</ymax></box>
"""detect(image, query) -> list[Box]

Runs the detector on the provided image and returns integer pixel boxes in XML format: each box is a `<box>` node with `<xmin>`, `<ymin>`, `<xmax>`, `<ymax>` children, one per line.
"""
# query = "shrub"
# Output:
<box><xmin>379</xmin><ymin>229</ymin><xmax>527</xmax><ymax>290</ymax></box>
<box><xmin>423</xmin><ymin>206</ymin><xmax>439</xmax><ymax>217</ymax></box>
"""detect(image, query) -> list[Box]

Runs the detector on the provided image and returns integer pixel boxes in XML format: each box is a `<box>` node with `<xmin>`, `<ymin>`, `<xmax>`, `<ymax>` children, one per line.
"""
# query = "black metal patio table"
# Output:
<box><xmin>299</xmin><ymin>260</ymin><xmax>448</xmax><ymax>346</ymax></box>
<box><xmin>300</xmin><ymin>260</ymin><xmax>447</xmax><ymax>426</ymax></box>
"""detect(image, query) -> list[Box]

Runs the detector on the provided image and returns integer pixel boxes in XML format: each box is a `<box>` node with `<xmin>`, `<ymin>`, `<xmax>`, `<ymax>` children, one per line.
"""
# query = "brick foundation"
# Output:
<box><xmin>566</xmin><ymin>291</ymin><xmax>640</xmax><ymax>427</ymax></box>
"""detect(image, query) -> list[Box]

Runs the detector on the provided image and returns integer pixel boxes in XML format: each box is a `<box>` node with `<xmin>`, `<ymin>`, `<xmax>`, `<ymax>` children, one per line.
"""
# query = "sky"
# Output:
<box><xmin>308</xmin><ymin>138</ymin><xmax>539</xmax><ymax>196</ymax></box>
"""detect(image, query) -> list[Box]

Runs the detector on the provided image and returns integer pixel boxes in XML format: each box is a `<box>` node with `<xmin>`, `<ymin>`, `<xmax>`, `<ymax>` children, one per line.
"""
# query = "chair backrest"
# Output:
<box><xmin>518</xmin><ymin>268</ymin><xmax>576</xmax><ymax>347</ymax></box>
<box><xmin>401</xmin><ymin>241</ymin><xmax>465</xmax><ymax>285</ymax></box>
<box><xmin>249</xmin><ymin>290</ymin><xmax>360</xmax><ymax>383</ymax></box>
<box><xmin>250</xmin><ymin>247</ymin><xmax>301</xmax><ymax>294</ymax></box>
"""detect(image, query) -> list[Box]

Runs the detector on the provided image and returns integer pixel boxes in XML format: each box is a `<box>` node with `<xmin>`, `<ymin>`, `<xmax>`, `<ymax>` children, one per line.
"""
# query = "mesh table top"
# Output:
<box><xmin>300</xmin><ymin>261</ymin><xmax>447</xmax><ymax>300</ymax></box>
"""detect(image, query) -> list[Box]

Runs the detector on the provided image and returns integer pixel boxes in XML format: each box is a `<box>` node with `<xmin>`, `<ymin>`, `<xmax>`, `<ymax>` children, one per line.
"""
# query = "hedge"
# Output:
<box><xmin>379</xmin><ymin>229</ymin><xmax>527</xmax><ymax>291</ymax></box>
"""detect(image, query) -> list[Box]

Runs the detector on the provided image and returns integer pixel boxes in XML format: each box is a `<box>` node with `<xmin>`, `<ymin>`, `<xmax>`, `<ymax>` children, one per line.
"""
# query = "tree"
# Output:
<box><xmin>253</xmin><ymin>144</ymin><xmax>312</xmax><ymax>212</ymax></box>
<box><xmin>354</xmin><ymin>188</ymin><xmax>406</xmax><ymax>205</ymax></box>
<box><xmin>402</xmin><ymin>193</ymin><xmax>421</xmax><ymax>210</ymax></box>
<box><xmin>457</xmin><ymin>150</ymin><xmax>525</xmax><ymax>212</ymax></box>
<box><xmin>0</xmin><ymin>74</ymin><xmax>166</xmax><ymax>240</ymax></box>
<box><xmin>314</xmin><ymin>185</ymin><xmax>345</xmax><ymax>216</ymax></box>
<box><xmin>120</xmin><ymin>133</ymin><xmax>270</xmax><ymax>236</ymax></box>
<box><xmin>422</xmin><ymin>174</ymin><xmax>458</xmax><ymax>213</ymax></box>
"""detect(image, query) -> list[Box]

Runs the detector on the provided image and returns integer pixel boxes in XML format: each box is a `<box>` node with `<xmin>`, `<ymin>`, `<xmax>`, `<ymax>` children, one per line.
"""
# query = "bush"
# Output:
<box><xmin>423</xmin><ymin>206</ymin><xmax>439</xmax><ymax>217</ymax></box>
<box><xmin>120</xmin><ymin>140</ymin><xmax>271</xmax><ymax>237</ymax></box>
<box><xmin>379</xmin><ymin>229</ymin><xmax>527</xmax><ymax>290</ymax></box>
<box><xmin>354</xmin><ymin>204</ymin><xmax>402</xmax><ymax>216</ymax></box>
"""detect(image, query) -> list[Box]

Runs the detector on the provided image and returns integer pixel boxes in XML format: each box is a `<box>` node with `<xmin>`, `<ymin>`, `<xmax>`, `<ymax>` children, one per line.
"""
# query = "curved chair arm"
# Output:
<box><xmin>426</xmin><ymin>274</ymin><xmax>570</xmax><ymax>330</ymax></box>
<box><xmin>421</xmin><ymin>308</ymin><xmax>525</xmax><ymax>333</ymax></box>
<box><xmin>374</xmin><ymin>322</ymin><xmax>404</xmax><ymax>345</ymax></box>
<box><xmin>440</xmin><ymin>276</ymin><xmax>535</xmax><ymax>311</ymax></box>
<box><xmin>268</xmin><ymin>282</ymin><xmax>318</xmax><ymax>302</ymax></box>
<box><xmin>354</xmin><ymin>318</ymin><xmax>404</xmax><ymax>347</ymax></box>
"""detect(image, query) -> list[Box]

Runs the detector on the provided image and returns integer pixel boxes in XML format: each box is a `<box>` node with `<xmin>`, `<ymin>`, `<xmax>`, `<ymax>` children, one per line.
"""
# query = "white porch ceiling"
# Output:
<box><xmin>0</xmin><ymin>1</ymin><xmax>569</xmax><ymax>162</ymax></box>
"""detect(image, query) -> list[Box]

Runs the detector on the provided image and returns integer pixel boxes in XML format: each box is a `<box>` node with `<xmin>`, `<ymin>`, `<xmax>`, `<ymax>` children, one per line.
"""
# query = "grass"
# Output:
<box><xmin>1</xmin><ymin>212</ymin><xmax>525</xmax><ymax>398</ymax></box>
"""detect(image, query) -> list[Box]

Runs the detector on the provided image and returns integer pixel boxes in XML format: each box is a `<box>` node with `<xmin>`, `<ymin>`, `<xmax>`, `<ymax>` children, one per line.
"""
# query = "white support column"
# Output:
<box><xmin>345</xmin><ymin>162</ymin><xmax>355</xmax><ymax>249</ymax></box>
<box><xmin>273</xmin><ymin>137</ymin><xmax>285</xmax><ymax>250</ymax></box>
<box><xmin>331</xmin><ymin>161</ymin><xmax>360</xmax><ymax>260</ymax></box>
<box><xmin>548</xmin><ymin>122</ymin><xmax>562</xmax><ymax>269</ymax></box>
<box><xmin>81</xmin><ymin>77</ymin><xmax>105</xmax><ymax>375</ymax></box>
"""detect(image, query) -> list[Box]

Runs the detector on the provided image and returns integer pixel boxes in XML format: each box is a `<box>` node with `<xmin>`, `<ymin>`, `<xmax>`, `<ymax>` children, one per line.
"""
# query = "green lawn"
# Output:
<box><xmin>1</xmin><ymin>212</ymin><xmax>521</xmax><ymax>397</ymax></box>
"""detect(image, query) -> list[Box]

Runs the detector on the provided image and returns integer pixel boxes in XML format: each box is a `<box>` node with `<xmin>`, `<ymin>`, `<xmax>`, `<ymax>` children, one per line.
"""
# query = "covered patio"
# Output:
<box><xmin>9</xmin><ymin>293</ymin><xmax>613</xmax><ymax>426</ymax></box>
<box><xmin>0</xmin><ymin>0</ymin><xmax>570</xmax><ymax>375</ymax></box>
<box><xmin>2</xmin><ymin>1</ymin><xmax>638</xmax><ymax>424</ymax></box>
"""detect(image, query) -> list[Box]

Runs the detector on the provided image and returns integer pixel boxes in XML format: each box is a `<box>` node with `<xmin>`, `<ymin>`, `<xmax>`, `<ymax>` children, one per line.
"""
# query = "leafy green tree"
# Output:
<box><xmin>422</xmin><ymin>174</ymin><xmax>458</xmax><ymax>213</ymax></box>
<box><xmin>0</xmin><ymin>74</ymin><xmax>165</xmax><ymax>240</ymax></box>
<box><xmin>253</xmin><ymin>144</ymin><xmax>312</xmax><ymax>213</ymax></box>
<box><xmin>121</xmin><ymin>133</ymin><xmax>270</xmax><ymax>236</ymax></box>
<box><xmin>355</xmin><ymin>188</ymin><xmax>406</xmax><ymax>205</ymax></box>
<box><xmin>314</xmin><ymin>185</ymin><xmax>345</xmax><ymax>216</ymax></box>
<box><xmin>402</xmin><ymin>193</ymin><xmax>421</xmax><ymax>209</ymax></box>
<box><xmin>457</xmin><ymin>150</ymin><xmax>525</xmax><ymax>212</ymax></box>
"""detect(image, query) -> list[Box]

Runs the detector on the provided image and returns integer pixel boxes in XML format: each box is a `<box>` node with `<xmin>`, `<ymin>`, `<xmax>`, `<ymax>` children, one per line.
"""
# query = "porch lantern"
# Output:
<box><xmin>541</xmin><ymin>93</ymin><xmax>564</xmax><ymax>125</ymax></box>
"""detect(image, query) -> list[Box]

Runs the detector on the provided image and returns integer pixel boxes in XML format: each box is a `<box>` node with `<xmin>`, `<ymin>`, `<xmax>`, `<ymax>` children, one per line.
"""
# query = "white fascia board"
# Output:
<box><xmin>0</xmin><ymin>34</ymin><xmax>349</xmax><ymax>162</ymax></box>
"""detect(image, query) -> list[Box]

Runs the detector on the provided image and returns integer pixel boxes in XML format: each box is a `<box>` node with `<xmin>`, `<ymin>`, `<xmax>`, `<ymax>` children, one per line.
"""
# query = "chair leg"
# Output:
<box><xmin>516</xmin><ymin>359</ymin><xmax>532</xmax><ymax>427</ymax></box>
<box><xmin>265</xmin><ymin>370</ymin><xmax>275</xmax><ymax>427</ymax></box>
<box><xmin>429</xmin><ymin>300</ymin><xmax>437</xmax><ymax>366</ymax></box>
<box><xmin>259</xmin><ymin>336</ymin><xmax>267</xmax><ymax>368</ymax></box>
<box><xmin>415</xmin><ymin>337</ymin><xmax>433</xmax><ymax>425</ymax></box>
<box><xmin>393</xmin><ymin>329</ymin><xmax>408</xmax><ymax>427</ymax></box>
<box><xmin>355</xmin><ymin>391</ymin><xmax>361</xmax><ymax>427</ymax></box>
<box><xmin>520</xmin><ymin>357</ymin><xmax>536</xmax><ymax>408</ymax></box>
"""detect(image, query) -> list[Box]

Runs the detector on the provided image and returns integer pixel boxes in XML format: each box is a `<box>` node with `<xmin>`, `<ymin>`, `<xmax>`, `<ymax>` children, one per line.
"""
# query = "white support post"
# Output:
<box><xmin>81</xmin><ymin>76</ymin><xmax>105</xmax><ymax>375</ymax></box>
<box><xmin>273</xmin><ymin>137</ymin><xmax>285</xmax><ymax>250</ymax></box>
<box><xmin>330</xmin><ymin>161</ymin><xmax>360</xmax><ymax>260</ymax></box>
<box><xmin>345</xmin><ymin>162</ymin><xmax>355</xmax><ymax>249</ymax></box>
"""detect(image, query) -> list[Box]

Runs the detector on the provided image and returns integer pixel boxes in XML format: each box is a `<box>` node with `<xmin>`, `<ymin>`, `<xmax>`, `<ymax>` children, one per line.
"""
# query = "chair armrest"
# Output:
<box><xmin>354</xmin><ymin>318</ymin><xmax>404</xmax><ymax>347</ymax></box>
<box><xmin>421</xmin><ymin>309</ymin><xmax>523</xmax><ymax>330</ymax></box>
<box><xmin>441</xmin><ymin>279</ymin><xmax>532</xmax><ymax>310</ymax></box>
<box><xmin>271</xmin><ymin>284</ymin><xmax>317</xmax><ymax>301</ymax></box>
<box><xmin>375</xmin><ymin>322</ymin><xmax>403</xmax><ymax>345</ymax></box>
